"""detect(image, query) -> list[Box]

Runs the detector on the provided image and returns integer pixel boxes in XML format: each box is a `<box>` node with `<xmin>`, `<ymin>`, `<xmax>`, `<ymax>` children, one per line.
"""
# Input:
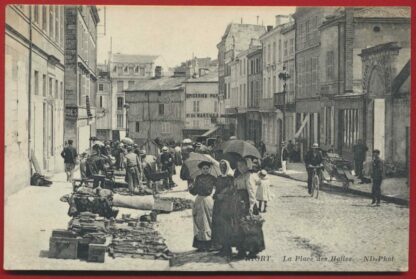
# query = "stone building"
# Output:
<box><xmin>246</xmin><ymin>43</ymin><xmax>263</xmax><ymax>145</ymax></box>
<box><xmin>259</xmin><ymin>15</ymin><xmax>292</xmax><ymax>153</ymax></box>
<box><xmin>317</xmin><ymin>7</ymin><xmax>410</xmax><ymax>160</ymax></box>
<box><xmin>183</xmin><ymin>69</ymin><xmax>219</xmax><ymax>139</ymax></box>
<box><xmin>64</xmin><ymin>6</ymin><xmax>100</xmax><ymax>153</ymax></box>
<box><xmin>217</xmin><ymin>23</ymin><xmax>265</xmax><ymax>138</ymax></box>
<box><xmin>124</xmin><ymin>76</ymin><xmax>186</xmax><ymax>154</ymax></box>
<box><xmin>95</xmin><ymin>64</ymin><xmax>112</xmax><ymax>140</ymax></box>
<box><xmin>107</xmin><ymin>53</ymin><xmax>168</xmax><ymax>141</ymax></box>
<box><xmin>230</xmin><ymin>49</ymin><xmax>250</xmax><ymax>139</ymax></box>
<box><xmin>5</xmin><ymin>5</ymin><xmax>65</xmax><ymax>197</ymax></box>
<box><xmin>359</xmin><ymin>42</ymin><xmax>410</xmax><ymax>167</ymax></box>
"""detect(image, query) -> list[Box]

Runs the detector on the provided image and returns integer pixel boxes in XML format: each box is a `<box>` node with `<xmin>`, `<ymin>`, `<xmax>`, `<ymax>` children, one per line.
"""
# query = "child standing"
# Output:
<box><xmin>256</xmin><ymin>170</ymin><xmax>271</xmax><ymax>213</ymax></box>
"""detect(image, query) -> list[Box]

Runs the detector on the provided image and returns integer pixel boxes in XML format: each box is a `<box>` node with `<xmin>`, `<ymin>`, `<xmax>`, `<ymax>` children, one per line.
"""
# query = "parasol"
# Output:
<box><xmin>182</xmin><ymin>138</ymin><xmax>192</xmax><ymax>144</ymax></box>
<box><xmin>184</xmin><ymin>152</ymin><xmax>221</xmax><ymax>179</ymax></box>
<box><xmin>93</xmin><ymin>140</ymin><xmax>105</xmax><ymax>147</ymax></box>
<box><xmin>223</xmin><ymin>140</ymin><xmax>261</xmax><ymax>159</ymax></box>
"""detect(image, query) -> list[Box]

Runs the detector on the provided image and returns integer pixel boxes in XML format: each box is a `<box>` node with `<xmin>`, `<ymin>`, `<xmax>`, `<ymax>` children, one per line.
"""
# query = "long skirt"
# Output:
<box><xmin>231</xmin><ymin>190</ymin><xmax>265</xmax><ymax>254</ymax></box>
<box><xmin>192</xmin><ymin>195</ymin><xmax>214</xmax><ymax>250</ymax></box>
<box><xmin>212</xmin><ymin>198</ymin><xmax>233</xmax><ymax>249</ymax></box>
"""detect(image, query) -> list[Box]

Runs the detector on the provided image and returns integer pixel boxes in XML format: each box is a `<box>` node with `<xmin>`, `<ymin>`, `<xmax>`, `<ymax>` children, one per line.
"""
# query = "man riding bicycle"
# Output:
<box><xmin>304</xmin><ymin>143</ymin><xmax>324</xmax><ymax>195</ymax></box>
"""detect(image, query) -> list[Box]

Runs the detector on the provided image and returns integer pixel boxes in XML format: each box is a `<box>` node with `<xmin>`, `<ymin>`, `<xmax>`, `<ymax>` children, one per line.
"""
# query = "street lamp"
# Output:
<box><xmin>278</xmin><ymin>66</ymin><xmax>290</xmax><ymax>144</ymax></box>
<box><xmin>124</xmin><ymin>103</ymin><xmax>130</xmax><ymax>137</ymax></box>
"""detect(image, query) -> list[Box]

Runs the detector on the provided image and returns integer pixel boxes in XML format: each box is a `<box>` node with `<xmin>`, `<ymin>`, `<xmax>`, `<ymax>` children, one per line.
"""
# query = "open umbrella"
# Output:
<box><xmin>121</xmin><ymin>137</ymin><xmax>134</xmax><ymax>145</ymax></box>
<box><xmin>184</xmin><ymin>152</ymin><xmax>220</xmax><ymax>179</ymax></box>
<box><xmin>223</xmin><ymin>140</ymin><xmax>261</xmax><ymax>159</ymax></box>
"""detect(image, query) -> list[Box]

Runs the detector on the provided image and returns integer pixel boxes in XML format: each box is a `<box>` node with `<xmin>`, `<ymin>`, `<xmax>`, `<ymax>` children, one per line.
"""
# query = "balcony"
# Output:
<box><xmin>273</xmin><ymin>91</ymin><xmax>296</xmax><ymax>112</ymax></box>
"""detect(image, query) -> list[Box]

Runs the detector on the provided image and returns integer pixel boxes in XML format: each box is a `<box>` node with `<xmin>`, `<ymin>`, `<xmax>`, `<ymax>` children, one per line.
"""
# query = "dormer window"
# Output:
<box><xmin>134</xmin><ymin>66</ymin><xmax>139</xmax><ymax>73</ymax></box>
<box><xmin>113</xmin><ymin>66</ymin><xmax>117</xmax><ymax>72</ymax></box>
<box><xmin>124</xmin><ymin>66</ymin><xmax>128</xmax><ymax>73</ymax></box>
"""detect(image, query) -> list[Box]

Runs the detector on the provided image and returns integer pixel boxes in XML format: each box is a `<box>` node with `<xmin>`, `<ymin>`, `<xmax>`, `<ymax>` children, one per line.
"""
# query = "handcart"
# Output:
<box><xmin>322</xmin><ymin>152</ymin><xmax>355</xmax><ymax>189</ymax></box>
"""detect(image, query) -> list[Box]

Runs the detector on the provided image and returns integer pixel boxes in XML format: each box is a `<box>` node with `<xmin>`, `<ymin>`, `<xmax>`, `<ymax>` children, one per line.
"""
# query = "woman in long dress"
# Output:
<box><xmin>211</xmin><ymin>160</ymin><xmax>234</xmax><ymax>257</ymax></box>
<box><xmin>232</xmin><ymin>158</ymin><xmax>265</xmax><ymax>259</ymax></box>
<box><xmin>189</xmin><ymin>161</ymin><xmax>217</xmax><ymax>251</ymax></box>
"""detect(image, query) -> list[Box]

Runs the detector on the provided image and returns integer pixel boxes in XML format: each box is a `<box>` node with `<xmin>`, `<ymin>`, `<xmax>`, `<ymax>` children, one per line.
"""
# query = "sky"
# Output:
<box><xmin>96</xmin><ymin>6</ymin><xmax>295</xmax><ymax>68</ymax></box>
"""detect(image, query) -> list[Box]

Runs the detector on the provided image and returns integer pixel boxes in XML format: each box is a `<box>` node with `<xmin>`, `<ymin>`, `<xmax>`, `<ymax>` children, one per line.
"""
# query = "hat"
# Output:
<box><xmin>282</xmin><ymin>141</ymin><xmax>286</xmax><ymax>145</ymax></box>
<box><xmin>198</xmin><ymin>161</ymin><xmax>213</xmax><ymax>169</ymax></box>
<box><xmin>139</xmin><ymin>149</ymin><xmax>146</xmax><ymax>155</ymax></box>
<box><xmin>229</xmin><ymin>136</ymin><xmax>237</xmax><ymax>140</ymax></box>
<box><xmin>259</xmin><ymin>169</ymin><xmax>267</xmax><ymax>177</ymax></box>
<box><xmin>195</xmin><ymin>142</ymin><xmax>202</xmax><ymax>147</ymax></box>
<box><xmin>373</xmin><ymin>149</ymin><xmax>380</xmax><ymax>154</ymax></box>
<box><xmin>183</xmin><ymin>138</ymin><xmax>192</xmax><ymax>144</ymax></box>
<box><xmin>312</xmin><ymin>143</ymin><xmax>319</xmax><ymax>148</ymax></box>
<box><xmin>162</xmin><ymin>146</ymin><xmax>168</xmax><ymax>152</ymax></box>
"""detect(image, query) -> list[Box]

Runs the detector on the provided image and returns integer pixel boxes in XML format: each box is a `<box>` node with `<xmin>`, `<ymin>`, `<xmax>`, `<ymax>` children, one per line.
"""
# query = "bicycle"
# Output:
<box><xmin>309</xmin><ymin>165</ymin><xmax>323</xmax><ymax>199</ymax></box>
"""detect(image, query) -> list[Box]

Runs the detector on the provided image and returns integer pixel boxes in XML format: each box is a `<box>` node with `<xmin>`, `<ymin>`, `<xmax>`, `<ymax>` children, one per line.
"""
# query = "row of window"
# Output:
<box><xmin>33</xmin><ymin>70</ymin><xmax>63</xmax><ymax>100</ymax></box>
<box><xmin>186</xmin><ymin>93</ymin><xmax>217</xmax><ymax>99</ymax></box>
<box><xmin>30</xmin><ymin>5</ymin><xmax>64</xmax><ymax>47</ymax></box>
<box><xmin>113</xmin><ymin>65</ymin><xmax>148</xmax><ymax>76</ymax></box>
<box><xmin>264</xmin><ymin>38</ymin><xmax>295</xmax><ymax>65</ymax></box>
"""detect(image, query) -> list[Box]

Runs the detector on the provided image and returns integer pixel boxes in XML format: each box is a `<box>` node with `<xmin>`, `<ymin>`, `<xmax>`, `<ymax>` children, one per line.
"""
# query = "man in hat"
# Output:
<box><xmin>304</xmin><ymin>143</ymin><xmax>324</xmax><ymax>195</ymax></box>
<box><xmin>280</xmin><ymin>141</ymin><xmax>289</xmax><ymax>173</ymax></box>
<box><xmin>159</xmin><ymin>146</ymin><xmax>175</xmax><ymax>190</ymax></box>
<box><xmin>353</xmin><ymin>139</ymin><xmax>368</xmax><ymax>181</ymax></box>
<box><xmin>124</xmin><ymin>145</ymin><xmax>143</xmax><ymax>193</ymax></box>
<box><xmin>369</xmin><ymin>149</ymin><xmax>384</xmax><ymax>206</ymax></box>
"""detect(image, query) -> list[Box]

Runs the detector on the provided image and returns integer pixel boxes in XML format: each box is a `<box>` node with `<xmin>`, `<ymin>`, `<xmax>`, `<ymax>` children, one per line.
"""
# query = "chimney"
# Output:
<box><xmin>267</xmin><ymin>25</ymin><xmax>273</xmax><ymax>32</ymax></box>
<box><xmin>155</xmin><ymin>66</ymin><xmax>162</xmax><ymax>78</ymax></box>
<box><xmin>275</xmin><ymin>15</ymin><xmax>290</xmax><ymax>27</ymax></box>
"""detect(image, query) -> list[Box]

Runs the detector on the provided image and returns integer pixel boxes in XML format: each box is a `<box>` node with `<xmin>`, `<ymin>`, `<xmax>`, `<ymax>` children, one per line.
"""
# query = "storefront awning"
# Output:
<box><xmin>201</xmin><ymin>126</ymin><xmax>219</xmax><ymax>137</ymax></box>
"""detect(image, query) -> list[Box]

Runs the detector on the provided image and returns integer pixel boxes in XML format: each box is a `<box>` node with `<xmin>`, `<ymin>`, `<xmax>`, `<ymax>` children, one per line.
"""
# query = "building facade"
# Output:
<box><xmin>107</xmin><ymin>53</ymin><xmax>167</xmax><ymax>141</ymax></box>
<box><xmin>5</xmin><ymin>5</ymin><xmax>65</xmax><ymax>197</ymax></box>
<box><xmin>183</xmin><ymin>70</ymin><xmax>219</xmax><ymax>139</ymax></box>
<box><xmin>259</xmin><ymin>15</ymin><xmax>292</xmax><ymax>153</ymax></box>
<box><xmin>359</xmin><ymin>42</ymin><xmax>410</xmax><ymax>167</ymax></box>
<box><xmin>124</xmin><ymin>76</ymin><xmax>186</xmax><ymax>153</ymax></box>
<box><xmin>64</xmin><ymin>6</ymin><xmax>100</xmax><ymax>153</ymax></box>
<box><xmin>217</xmin><ymin>23</ymin><xmax>266</xmax><ymax>138</ymax></box>
<box><xmin>317</xmin><ymin>7</ymin><xmax>410</xmax><ymax>160</ymax></box>
<box><xmin>246</xmin><ymin>46</ymin><xmax>263</xmax><ymax>145</ymax></box>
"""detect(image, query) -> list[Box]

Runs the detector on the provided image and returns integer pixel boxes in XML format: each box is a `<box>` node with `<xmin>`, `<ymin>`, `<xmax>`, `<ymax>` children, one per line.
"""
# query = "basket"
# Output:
<box><xmin>240</xmin><ymin>215</ymin><xmax>265</xmax><ymax>235</ymax></box>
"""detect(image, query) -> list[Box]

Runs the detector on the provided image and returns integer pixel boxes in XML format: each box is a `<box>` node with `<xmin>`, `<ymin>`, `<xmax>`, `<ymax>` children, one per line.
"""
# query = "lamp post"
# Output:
<box><xmin>124</xmin><ymin>103</ymin><xmax>130</xmax><ymax>137</ymax></box>
<box><xmin>278</xmin><ymin>66</ymin><xmax>290</xmax><ymax>144</ymax></box>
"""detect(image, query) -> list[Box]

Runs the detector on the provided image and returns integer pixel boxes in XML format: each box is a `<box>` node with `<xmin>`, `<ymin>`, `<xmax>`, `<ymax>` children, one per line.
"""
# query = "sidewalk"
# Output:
<box><xmin>271</xmin><ymin>163</ymin><xmax>409</xmax><ymax>206</ymax></box>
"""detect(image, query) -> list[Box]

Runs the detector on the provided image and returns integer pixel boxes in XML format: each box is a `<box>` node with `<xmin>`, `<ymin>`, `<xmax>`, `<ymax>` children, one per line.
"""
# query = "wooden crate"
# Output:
<box><xmin>49</xmin><ymin>237</ymin><xmax>79</xmax><ymax>259</ymax></box>
<box><xmin>87</xmin><ymin>243</ymin><xmax>107</xmax><ymax>263</ymax></box>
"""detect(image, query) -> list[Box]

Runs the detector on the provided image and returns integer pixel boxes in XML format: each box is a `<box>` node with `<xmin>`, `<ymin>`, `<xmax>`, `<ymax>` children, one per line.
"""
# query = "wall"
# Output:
<box><xmin>184</xmin><ymin>82</ymin><xmax>218</xmax><ymax>130</ymax></box>
<box><xmin>126</xmin><ymin>90</ymin><xmax>185</xmax><ymax>143</ymax></box>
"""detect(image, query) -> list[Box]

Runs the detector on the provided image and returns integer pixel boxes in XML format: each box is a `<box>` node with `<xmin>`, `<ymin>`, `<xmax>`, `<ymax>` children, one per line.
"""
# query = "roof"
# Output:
<box><xmin>125</xmin><ymin>77</ymin><xmax>185</xmax><ymax>91</ymax></box>
<box><xmin>185</xmin><ymin>71</ymin><xmax>219</xmax><ymax>83</ymax></box>
<box><xmin>354</xmin><ymin>7</ymin><xmax>410</xmax><ymax>18</ymax></box>
<box><xmin>392</xmin><ymin>60</ymin><xmax>410</xmax><ymax>95</ymax></box>
<box><xmin>111</xmin><ymin>53</ymin><xmax>159</xmax><ymax>64</ymax></box>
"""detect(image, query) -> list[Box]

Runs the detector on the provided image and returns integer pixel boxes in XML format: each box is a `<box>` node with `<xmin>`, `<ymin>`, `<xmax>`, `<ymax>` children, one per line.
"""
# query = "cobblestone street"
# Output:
<box><xmin>4</xmin><ymin>167</ymin><xmax>409</xmax><ymax>271</ymax></box>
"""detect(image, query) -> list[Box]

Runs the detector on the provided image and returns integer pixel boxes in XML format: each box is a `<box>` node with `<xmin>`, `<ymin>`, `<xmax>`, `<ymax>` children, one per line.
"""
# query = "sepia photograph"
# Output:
<box><xmin>3</xmin><ymin>4</ymin><xmax>411</xmax><ymax>272</ymax></box>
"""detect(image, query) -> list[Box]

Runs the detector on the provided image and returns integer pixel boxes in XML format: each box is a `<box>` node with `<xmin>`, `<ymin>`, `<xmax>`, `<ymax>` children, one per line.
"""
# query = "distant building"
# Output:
<box><xmin>183</xmin><ymin>69</ymin><xmax>219</xmax><ymax>139</ymax></box>
<box><xmin>217</xmin><ymin>23</ymin><xmax>266</xmax><ymax>138</ymax></box>
<box><xmin>124</xmin><ymin>75</ymin><xmax>186</xmax><ymax>153</ymax></box>
<box><xmin>107</xmin><ymin>53</ymin><xmax>168</xmax><ymax>141</ymax></box>
<box><xmin>64</xmin><ymin>6</ymin><xmax>100</xmax><ymax>153</ymax></box>
<box><xmin>95</xmin><ymin>64</ymin><xmax>112</xmax><ymax>140</ymax></box>
<box><xmin>5</xmin><ymin>5</ymin><xmax>66</xmax><ymax>196</ymax></box>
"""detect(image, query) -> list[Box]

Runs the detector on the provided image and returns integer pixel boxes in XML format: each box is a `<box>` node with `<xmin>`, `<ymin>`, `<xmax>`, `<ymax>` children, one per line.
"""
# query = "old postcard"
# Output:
<box><xmin>4</xmin><ymin>5</ymin><xmax>410</xmax><ymax>271</ymax></box>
